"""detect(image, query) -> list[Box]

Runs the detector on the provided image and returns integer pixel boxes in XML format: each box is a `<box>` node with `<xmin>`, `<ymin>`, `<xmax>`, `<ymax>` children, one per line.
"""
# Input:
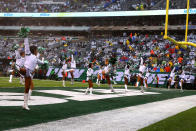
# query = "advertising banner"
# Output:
<box><xmin>46</xmin><ymin>67</ymin><xmax>195</xmax><ymax>88</ymax></box>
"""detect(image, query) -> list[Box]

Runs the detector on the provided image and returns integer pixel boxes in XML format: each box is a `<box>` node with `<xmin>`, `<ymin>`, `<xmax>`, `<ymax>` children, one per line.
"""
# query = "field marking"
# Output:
<box><xmin>36</xmin><ymin>89</ymin><xmax>160</xmax><ymax>101</ymax></box>
<box><xmin>8</xmin><ymin>95</ymin><xmax>196</xmax><ymax>131</ymax></box>
<box><xmin>0</xmin><ymin>92</ymin><xmax>67</xmax><ymax>106</ymax></box>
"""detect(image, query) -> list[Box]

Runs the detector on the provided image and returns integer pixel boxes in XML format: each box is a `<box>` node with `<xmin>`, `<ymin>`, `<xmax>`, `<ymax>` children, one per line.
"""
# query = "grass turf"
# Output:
<box><xmin>140</xmin><ymin>107</ymin><xmax>196</xmax><ymax>131</ymax></box>
<box><xmin>0</xmin><ymin>77</ymin><xmax>196</xmax><ymax>130</ymax></box>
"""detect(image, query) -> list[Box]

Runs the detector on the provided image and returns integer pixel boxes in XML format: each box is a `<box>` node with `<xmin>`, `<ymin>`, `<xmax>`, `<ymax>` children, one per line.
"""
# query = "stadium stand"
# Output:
<box><xmin>0</xmin><ymin>0</ymin><xmax>195</xmax><ymax>12</ymax></box>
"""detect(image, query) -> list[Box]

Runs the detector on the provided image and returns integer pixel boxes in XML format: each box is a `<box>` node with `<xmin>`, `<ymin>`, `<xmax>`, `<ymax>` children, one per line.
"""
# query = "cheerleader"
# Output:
<box><xmin>136</xmin><ymin>57</ymin><xmax>146</xmax><ymax>93</ymax></box>
<box><xmin>111</xmin><ymin>65</ymin><xmax>117</xmax><ymax>85</ymax></box>
<box><xmin>168</xmin><ymin>67</ymin><xmax>176</xmax><ymax>89</ymax></box>
<box><xmin>15</xmin><ymin>49</ymin><xmax>25</xmax><ymax>85</ymax></box>
<box><xmin>21</xmin><ymin>38</ymin><xmax>44</xmax><ymax>110</ymax></box>
<box><xmin>85</xmin><ymin>63</ymin><xmax>94</xmax><ymax>95</ymax></box>
<box><xmin>96</xmin><ymin>65</ymin><xmax>102</xmax><ymax>86</ymax></box>
<box><xmin>179</xmin><ymin>69</ymin><xmax>186</xmax><ymax>92</ymax></box>
<box><xmin>144</xmin><ymin>68</ymin><xmax>151</xmax><ymax>88</ymax></box>
<box><xmin>103</xmin><ymin>59</ymin><xmax>115</xmax><ymax>92</ymax></box>
<box><xmin>8</xmin><ymin>60</ymin><xmax>15</xmax><ymax>83</ymax></box>
<box><xmin>62</xmin><ymin>58</ymin><xmax>68</xmax><ymax>87</ymax></box>
<box><xmin>70</xmin><ymin>55</ymin><xmax>76</xmax><ymax>85</ymax></box>
<box><xmin>124</xmin><ymin>64</ymin><xmax>130</xmax><ymax>92</ymax></box>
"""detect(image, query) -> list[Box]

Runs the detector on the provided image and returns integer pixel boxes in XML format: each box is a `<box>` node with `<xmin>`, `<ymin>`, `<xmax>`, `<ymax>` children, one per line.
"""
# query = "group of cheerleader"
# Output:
<box><xmin>9</xmin><ymin>37</ymin><xmax>190</xmax><ymax>110</ymax></box>
<box><xmin>61</xmin><ymin>55</ymin><xmax>76</xmax><ymax>87</ymax></box>
<box><xmin>85</xmin><ymin>55</ymin><xmax>190</xmax><ymax>95</ymax></box>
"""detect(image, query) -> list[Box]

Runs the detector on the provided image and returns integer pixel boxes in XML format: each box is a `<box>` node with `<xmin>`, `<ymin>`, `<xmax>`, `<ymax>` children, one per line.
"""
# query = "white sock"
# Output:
<box><xmin>136</xmin><ymin>82</ymin><xmax>139</xmax><ymax>87</ymax></box>
<box><xmin>28</xmin><ymin>89</ymin><xmax>32</xmax><ymax>100</ymax></box>
<box><xmin>63</xmin><ymin>80</ymin><xmax>65</xmax><ymax>87</ymax></box>
<box><xmin>20</xmin><ymin>77</ymin><xmax>24</xmax><ymax>84</ymax></box>
<box><xmin>141</xmin><ymin>86</ymin><xmax>144</xmax><ymax>93</ymax></box>
<box><xmin>125</xmin><ymin>84</ymin><xmax>127</xmax><ymax>90</ymax></box>
<box><xmin>96</xmin><ymin>79</ymin><xmax>98</xmax><ymax>83</ymax></box>
<box><xmin>110</xmin><ymin>84</ymin><xmax>115</xmax><ymax>92</ymax></box>
<box><xmin>144</xmin><ymin>83</ymin><xmax>147</xmax><ymax>88</ymax></box>
<box><xmin>85</xmin><ymin>88</ymin><xmax>89</xmax><ymax>94</ymax></box>
<box><xmin>23</xmin><ymin>93</ymin><xmax>29</xmax><ymax>110</ymax></box>
<box><xmin>90</xmin><ymin>88</ymin><xmax>93</xmax><ymax>95</ymax></box>
<box><xmin>9</xmin><ymin>75</ymin><xmax>13</xmax><ymax>82</ymax></box>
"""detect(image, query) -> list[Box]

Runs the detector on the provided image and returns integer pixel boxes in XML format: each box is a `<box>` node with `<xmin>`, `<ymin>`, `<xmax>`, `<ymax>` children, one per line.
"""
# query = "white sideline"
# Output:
<box><xmin>8</xmin><ymin>95</ymin><xmax>196</xmax><ymax>131</ymax></box>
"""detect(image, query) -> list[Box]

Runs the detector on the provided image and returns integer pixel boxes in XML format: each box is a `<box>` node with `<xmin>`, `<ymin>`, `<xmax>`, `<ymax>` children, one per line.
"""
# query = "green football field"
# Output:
<box><xmin>0</xmin><ymin>77</ymin><xmax>196</xmax><ymax>131</ymax></box>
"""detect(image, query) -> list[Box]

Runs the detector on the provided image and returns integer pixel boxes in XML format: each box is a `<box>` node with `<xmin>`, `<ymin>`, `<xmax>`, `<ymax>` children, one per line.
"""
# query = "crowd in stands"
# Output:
<box><xmin>0</xmin><ymin>0</ymin><xmax>194</xmax><ymax>13</ymax></box>
<box><xmin>0</xmin><ymin>33</ymin><xmax>196</xmax><ymax>74</ymax></box>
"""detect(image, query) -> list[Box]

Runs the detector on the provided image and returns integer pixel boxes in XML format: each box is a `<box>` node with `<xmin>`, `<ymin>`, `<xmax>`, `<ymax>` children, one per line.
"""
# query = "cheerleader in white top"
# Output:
<box><xmin>179</xmin><ymin>70</ymin><xmax>186</xmax><ymax>92</ymax></box>
<box><xmin>15</xmin><ymin>49</ymin><xmax>25</xmax><ymax>85</ymax></box>
<box><xmin>124</xmin><ymin>64</ymin><xmax>130</xmax><ymax>92</ymax></box>
<box><xmin>96</xmin><ymin>65</ymin><xmax>103</xmax><ymax>86</ymax></box>
<box><xmin>9</xmin><ymin>48</ymin><xmax>25</xmax><ymax>84</ymax></box>
<box><xmin>168</xmin><ymin>67</ymin><xmax>176</xmax><ymax>90</ymax></box>
<box><xmin>136</xmin><ymin>57</ymin><xmax>146</xmax><ymax>93</ymax></box>
<box><xmin>62</xmin><ymin>58</ymin><xmax>68</xmax><ymax>87</ymax></box>
<box><xmin>69</xmin><ymin>55</ymin><xmax>76</xmax><ymax>85</ymax></box>
<box><xmin>8</xmin><ymin>61</ymin><xmax>15</xmax><ymax>83</ymax></box>
<box><xmin>102</xmin><ymin>59</ymin><xmax>115</xmax><ymax>92</ymax></box>
<box><xmin>85</xmin><ymin>63</ymin><xmax>94</xmax><ymax>95</ymax></box>
<box><xmin>144</xmin><ymin>68</ymin><xmax>151</xmax><ymax>88</ymax></box>
<box><xmin>20</xmin><ymin>38</ymin><xmax>44</xmax><ymax>110</ymax></box>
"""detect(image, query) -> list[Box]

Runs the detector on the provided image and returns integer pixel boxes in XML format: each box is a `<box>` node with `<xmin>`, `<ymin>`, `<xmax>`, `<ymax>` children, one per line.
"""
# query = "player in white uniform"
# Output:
<box><xmin>20</xmin><ymin>38</ymin><xmax>44</xmax><ymax>110</ymax></box>
<box><xmin>168</xmin><ymin>67</ymin><xmax>176</xmax><ymax>90</ymax></box>
<box><xmin>124</xmin><ymin>64</ymin><xmax>130</xmax><ymax>92</ymax></box>
<box><xmin>85</xmin><ymin>63</ymin><xmax>94</xmax><ymax>95</ymax></box>
<box><xmin>70</xmin><ymin>55</ymin><xmax>76</xmax><ymax>84</ymax></box>
<box><xmin>136</xmin><ymin>57</ymin><xmax>146</xmax><ymax>93</ymax></box>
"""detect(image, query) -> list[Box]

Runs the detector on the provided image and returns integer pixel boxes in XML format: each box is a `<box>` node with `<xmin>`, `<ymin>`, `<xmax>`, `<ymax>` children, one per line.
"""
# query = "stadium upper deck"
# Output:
<box><xmin>0</xmin><ymin>0</ymin><xmax>196</xmax><ymax>13</ymax></box>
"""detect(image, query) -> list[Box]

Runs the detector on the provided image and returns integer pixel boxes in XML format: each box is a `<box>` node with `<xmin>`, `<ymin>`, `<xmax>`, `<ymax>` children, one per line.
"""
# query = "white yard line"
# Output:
<box><xmin>8</xmin><ymin>95</ymin><xmax>196</xmax><ymax>131</ymax></box>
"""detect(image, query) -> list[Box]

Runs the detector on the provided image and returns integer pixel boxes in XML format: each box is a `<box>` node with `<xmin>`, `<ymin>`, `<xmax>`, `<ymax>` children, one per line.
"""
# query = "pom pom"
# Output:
<box><xmin>18</xmin><ymin>27</ymin><xmax>30</xmax><ymax>38</ymax></box>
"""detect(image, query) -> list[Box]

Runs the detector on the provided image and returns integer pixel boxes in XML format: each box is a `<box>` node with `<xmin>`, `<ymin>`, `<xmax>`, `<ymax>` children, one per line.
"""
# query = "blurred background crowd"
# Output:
<box><xmin>0</xmin><ymin>0</ymin><xmax>196</xmax><ymax>12</ymax></box>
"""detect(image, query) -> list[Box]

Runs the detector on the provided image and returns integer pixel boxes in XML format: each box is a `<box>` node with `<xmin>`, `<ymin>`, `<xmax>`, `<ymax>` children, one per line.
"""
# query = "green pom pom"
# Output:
<box><xmin>12</xmin><ymin>44</ymin><xmax>19</xmax><ymax>50</ymax></box>
<box><xmin>38</xmin><ymin>47</ymin><xmax>45</xmax><ymax>53</ymax></box>
<box><xmin>109</xmin><ymin>57</ymin><xmax>117</xmax><ymax>65</ymax></box>
<box><xmin>18</xmin><ymin>27</ymin><xmax>30</xmax><ymax>38</ymax></box>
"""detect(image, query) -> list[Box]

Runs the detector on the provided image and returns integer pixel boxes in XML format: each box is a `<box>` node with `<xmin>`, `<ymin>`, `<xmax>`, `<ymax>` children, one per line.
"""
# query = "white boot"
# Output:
<box><xmin>23</xmin><ymin>93</ymin><xmax>30</xmax><ymax>110</ymax></box>
<box><xmin>168</xmin><ymin>85</ymin><xmax>170</xmax><ymax>90</ymax></box>
<box><xmin>140</xmin><ymin>86</ymin><xmax>144</xmax><ymax>93</ymax></box>
<box><xmin>71</xmin><ymin>79</ymin><xmax>74</xmax><ymax>85</ymax></box>
<box><xmin>96</xmin><ymin>79</ymin><xmax>98</xmax><ymax>85</ymax></box>
<box><xmin>20</xmin><ymin>77</ymin><xmax>24</xmax><ymax>85</ymax></box>
<box><xmin>110</xmin><ymin>84</ymin><xmax>115</xmax><ymax>92</ymax></box>
<box><xmin>113</xmin><ymin>81</ymin><xmax>117</xmax><ymax>85</ymax></box>
<box><xmin>89</xmin><ymin>88</ymin><xmax>93</xmax><ymax>95</ymax></box>
<box><xmin>98</xmin><ymin>81</ymin><xmax>101</xmax><ymax>86</ymax></box>
<box><xmin>144</xmin><ymin>83</ymin><xmax>147</xmax><ymax>88</ymax></box>
<box><xmin>63</xmin><ymin>80</ymin><xmax>65</xmax><ymax>87</ymax></box>
<box><xmin>136</xmin><ymin>82</ymin><xmax>139</xmax><ymax>87</ymax></box>
<box><xmin>180</xmin><ymin>81</ymin><xmax>183</xmax><ymax>92</ymax></box>
<box><xmin>85</xmin><ymin>88</ymin><xmax>89</xmax><ymax>95</ymax></box>
<box><xmin>28</xmin><ymin>89</ymin><xmax>32</xmax><ymax>100</ymax></box>
<box><xmin>9</xmin><ymin>75</ymin><xmax>13</xmax><ymax>83</ymax></box>
<box><xmin>125</xmin><ymin>84</ymin><xmax>128</xmax><ymax>92</ymax></box>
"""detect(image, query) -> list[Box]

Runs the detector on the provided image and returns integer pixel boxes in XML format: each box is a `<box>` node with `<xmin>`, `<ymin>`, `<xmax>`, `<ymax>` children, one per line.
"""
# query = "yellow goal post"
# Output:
<box><xmin>164</xmin><ymin>0</ymin><xmax>196</xmax><ymax>48</ymax></box>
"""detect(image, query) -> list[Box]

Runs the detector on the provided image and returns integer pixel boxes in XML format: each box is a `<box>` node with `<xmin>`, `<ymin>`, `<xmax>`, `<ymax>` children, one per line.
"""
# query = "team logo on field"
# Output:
<box><xmin>0</xmin><ymin>89</ymin><xmax>160</xmax><ymax>106</ymax></box>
